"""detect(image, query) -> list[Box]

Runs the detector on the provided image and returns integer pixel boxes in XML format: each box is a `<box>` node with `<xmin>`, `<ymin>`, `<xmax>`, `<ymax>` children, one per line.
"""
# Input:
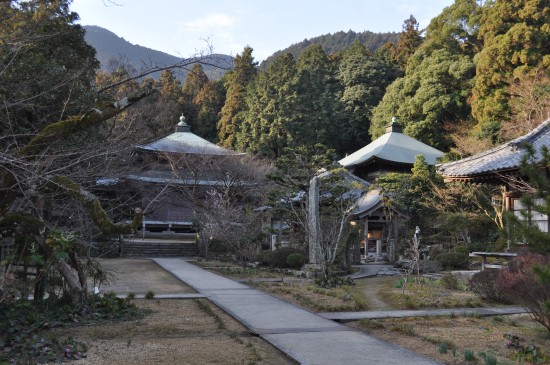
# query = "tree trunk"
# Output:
<box><xmin>53</xmin><ymin>259</ymin><xmax>84</xmax><ymax>306</ymax></box>
<box><xmin>69</xmin><ymin>250</ymin><xmax>88</xmax><ymax>298</ymax></box>
<box><xmin>33</xmin><ymin>264</ymin><xmax>47</xmax><ymax>303</ymax></box>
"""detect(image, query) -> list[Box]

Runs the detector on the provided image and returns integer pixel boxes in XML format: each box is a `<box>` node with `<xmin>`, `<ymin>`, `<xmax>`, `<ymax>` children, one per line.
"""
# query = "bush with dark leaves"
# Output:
<box><xmin>469</xmin><ymin>269</ymin><xmax>503</xmax><ymax>302</ymax></box>
<box><xmin>435</xmin><ymin>252</ymin><xmax>470</xmax><ymax>270</ymax></box>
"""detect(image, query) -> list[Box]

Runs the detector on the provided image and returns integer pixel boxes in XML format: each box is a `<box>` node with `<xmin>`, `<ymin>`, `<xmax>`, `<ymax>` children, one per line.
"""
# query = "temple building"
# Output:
<box><xmin>127</xmin><ymin>114</ymin><xmax>243</xmax><ymax>235</ymax></box>
<box><xmin>438</xmin><ymin>118</ymin><xmax>550</xmax><ymax>236</ymax></box>
<box><xmin>97</xmin><ymin>115</ymin><xmax>244</xmax><ymax>256</ymax></box>
<box><xmin>339</xmin><ymin>119</ymin><xmax>444</xmax><ymax>261</ymax></box>
<box><xmin>339</xmin><ymin>119</ymin><xmax>444</xmax><ymax>183</ymax></box>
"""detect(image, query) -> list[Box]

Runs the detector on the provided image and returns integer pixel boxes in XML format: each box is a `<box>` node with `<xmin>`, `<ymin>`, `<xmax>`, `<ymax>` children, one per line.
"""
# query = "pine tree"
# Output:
<box><xmin>158</xmin><ymin>69</ymin><xmax>183</xmax><ymax>102</ymax></box>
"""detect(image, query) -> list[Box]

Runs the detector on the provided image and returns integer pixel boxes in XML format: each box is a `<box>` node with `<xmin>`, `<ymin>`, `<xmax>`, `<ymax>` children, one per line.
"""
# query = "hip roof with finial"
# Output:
<box><xmin>136</xmin><ymin>114</ymin><xmax>242</xmax><ymax>156</ymax></box>
<box><xmin>338</xmin><ymin>117</ymin><xmax>444</xmax><ymax>168</ymax></box>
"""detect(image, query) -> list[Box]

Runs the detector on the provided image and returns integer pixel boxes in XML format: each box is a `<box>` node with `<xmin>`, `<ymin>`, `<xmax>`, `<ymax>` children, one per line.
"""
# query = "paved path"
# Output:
<box><xmin>115</xmin><ymin>293</ymin><xmax>207</xmax><ymax>299</ymax></box>
<box><xmin>319</xmin><ymin>306</ymin><xmax>527</xmax><ymax>322</ymax></box>
<box><xmin>346</xmin><ymin>264</ymin><xmax>399</xmax><ymax>279</ymax></box>
<box><xmin>153</xmin><ymin>258</ymin><xmax>440</xmax><ymax>365</ymax></box>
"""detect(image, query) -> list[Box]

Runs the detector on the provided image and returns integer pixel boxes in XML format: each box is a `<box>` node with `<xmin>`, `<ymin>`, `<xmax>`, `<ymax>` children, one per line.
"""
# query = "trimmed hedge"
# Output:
<box><xmin>286</xmin><ymin>253</ymin><xmax>306</xmax><ymax>269</ymax></box>
<box><xmin>435</xmin><ymin>252</ymin><xmax>470</xmax><ymax>270</ymax></box>
<box><xmin>260</xmin><ymin>247</ymin><xmax>305</xmax><ymax>268</ymax></box>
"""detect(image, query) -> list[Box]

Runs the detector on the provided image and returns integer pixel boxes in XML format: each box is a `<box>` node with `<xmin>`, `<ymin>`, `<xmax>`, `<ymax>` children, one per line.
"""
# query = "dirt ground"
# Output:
<box><xmin>95</xmin><ymin>258</ymin><xmax>196</xmax><ymax>295</ymax></box>
<box><xmin>51</xmin><ymin>258</ymin><xmax>295</xmax><ymax>365</ymax></box>
<box><xmin>51</xmin><ymin>299</ymin><xmax>295</xmax><ymax>365</ymax></box>
<box><xmin>354</xmin><ymin>276</ymin><xmax>397</xmax><ymax>310</ymax></box>
<box><xmin>349</xmin><ymin>314</ymin><xmax>550</xmax><ymax>365</ymax></box>
<box><xmin>64</xmin><ymin>259</ymin><xmax>548</xmax><ymax>365</ymax></box>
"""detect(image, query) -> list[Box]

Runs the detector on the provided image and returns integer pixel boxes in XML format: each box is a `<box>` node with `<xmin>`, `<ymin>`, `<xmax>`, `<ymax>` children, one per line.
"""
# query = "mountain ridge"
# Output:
<box><xmin>261</xmin><ymin>29</ymin><xmax>399</xmax><ymax>68</ymax></box>
<box><xmin>83</xmin><ymin>25</ymin><xmax>233</xmax><ymax>82</ymax></box>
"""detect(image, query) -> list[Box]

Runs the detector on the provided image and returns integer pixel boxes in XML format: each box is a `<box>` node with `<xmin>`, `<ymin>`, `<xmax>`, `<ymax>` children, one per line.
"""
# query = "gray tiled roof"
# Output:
<box><xmin>136</xmin><ymin>130</ymin><xmax>240</xmax><ymax>155</ymax></box>
<box><xmin>438</xmin><ymin>118</ymin><xmax>550</xmax><ymax>178</ymax></box>
<box><xmin>353</xmin><ymin>189</ymin><xmax>384</xmax><ymax>218</ymax></box>
<box><xmin>338</xmin><ymin>129</ymin><xmax>444</xmax><ymax>168</ymax></box>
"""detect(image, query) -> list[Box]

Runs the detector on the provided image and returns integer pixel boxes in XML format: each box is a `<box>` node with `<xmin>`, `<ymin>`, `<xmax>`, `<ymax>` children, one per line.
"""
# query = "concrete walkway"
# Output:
<box><xmin>319</xmin><ymin>306</ymin><xmax>527</xmax><ymax>322</ymax></box>
<box><xmin>153</xmin><ymin>258</ymin><xmax>440</xmax><ymax>365</ymax></box>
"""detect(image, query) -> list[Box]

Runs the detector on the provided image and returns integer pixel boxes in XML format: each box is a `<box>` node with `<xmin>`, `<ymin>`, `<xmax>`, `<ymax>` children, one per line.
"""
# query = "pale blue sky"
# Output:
<box><xmin>71</xmin><ymin>0</ymin><xmax>455</xmax><ymax>62</ymax></box>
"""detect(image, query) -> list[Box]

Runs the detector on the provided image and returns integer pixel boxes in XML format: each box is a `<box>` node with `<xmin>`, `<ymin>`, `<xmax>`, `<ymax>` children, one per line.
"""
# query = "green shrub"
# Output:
<box><xmin>145</xmin><ymin>291</ymin><xmax>155</xmax><ymax>299</ymax></box>
<box><xmin>285</xmin><ymin>253</ymin><xmax>306</xmax><ymax>269</ymax></box>
<box><xmin>0</xmin><ymin>296</ymin><xmax>140</xmax><ymax>364</ymax></box>
<box><xmin>469</xmin><ymin>269</ymin><xmax>503</xmax><ymax>302</ymax></box>
<box><xmin>441</xmin><ymin>273</ymin><xmax>460</xmax><ymax>290</ymax></box>
<box><xmin>260</xmin><ymin>247</ymin><xmax>304</xmax><ymax>268</ymax></box>
<box><xmin>435</xmin><ymin>252</ymin><xmax>470</xmax><ymax>270</ymax></box>
<box><xmin>484</xmin><ymin>355</ymin><xmax>497</xmax><ymax>365</ymax></box>
<box><xmin>464</xmin><ymin>349</ymin><xmax>476</xmax><ymax>362</ymax></box>
<box><xmin>452</xmin><ymin>245</ymin><xmax>469</xmax><ymax>255</ymax></box>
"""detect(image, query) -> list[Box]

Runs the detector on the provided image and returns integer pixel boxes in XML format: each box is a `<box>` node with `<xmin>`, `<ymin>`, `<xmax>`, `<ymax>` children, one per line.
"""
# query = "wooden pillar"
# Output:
<box><xmin>376</xmin><ymin>240</ymin><xmax>382</xmax><ymax>261</ymax></box>
<box><xmin>364</xmin><ymin>217</ymin><xmax>369</xmax><ymax>260</ymax></box>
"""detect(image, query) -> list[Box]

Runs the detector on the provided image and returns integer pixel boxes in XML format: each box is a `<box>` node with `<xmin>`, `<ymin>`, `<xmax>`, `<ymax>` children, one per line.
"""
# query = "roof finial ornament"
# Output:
<box><xmin>176</xmin><ymin>113</ymin><xmax>191</xmax><ymax>132</ymax></box>
<box><xmin>386</xmin><ymin>116</ymin><xmax>402</xmax><ymax>133</ymax></box>
<box><xmin>178</xmin><ymin>114</ymin><xmax>187</xmax><ymax>126</ymax></box>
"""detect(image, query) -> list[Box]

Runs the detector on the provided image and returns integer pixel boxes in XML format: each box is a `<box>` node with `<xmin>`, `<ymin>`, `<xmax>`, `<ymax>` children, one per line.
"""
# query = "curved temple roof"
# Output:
<box><xmin>136</xmin><ymin>115</ymin><xmax>241</xmax><ymax>156</ymax></box>
<box><xmin>438</xmin><ymin>118</ymin><xmax>550</xmax><ymax>180</ymax></box>
<box><xmin>338</xmin><ymin>122</ymin><xmax>444</xmax><ymax>168</ymax></box>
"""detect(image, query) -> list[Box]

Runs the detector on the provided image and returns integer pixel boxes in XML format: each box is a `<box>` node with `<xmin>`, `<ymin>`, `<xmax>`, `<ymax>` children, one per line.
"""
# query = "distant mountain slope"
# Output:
<box><xmin>83</xmin><ymin>25</ymin><xmax>233</xmax><ymax>81</ymax></box>
<box><xmin>261</xmin><ymin>30</ymin><xmax>399</xmax><ymax>68</ymax></box>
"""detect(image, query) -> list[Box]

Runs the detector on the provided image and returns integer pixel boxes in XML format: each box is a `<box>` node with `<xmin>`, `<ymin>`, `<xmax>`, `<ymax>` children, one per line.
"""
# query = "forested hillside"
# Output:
<box><xmin>76</xmin><ymin>0</ymin><xmax>549</xmax><ymax>161</ymax></box>
<box><xmin>260</xmin><ymin>29</ymin><xmax>399</xmax><ymax>68</ymax></box>
<box><xmin>218</xmin><ymin>0</ymin><xmax>548</xmax><ymax>159</ymax></box>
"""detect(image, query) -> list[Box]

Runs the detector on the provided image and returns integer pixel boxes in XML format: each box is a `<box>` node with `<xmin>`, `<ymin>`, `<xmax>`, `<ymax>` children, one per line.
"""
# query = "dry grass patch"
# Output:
<box><xmin>380</xmin><ymin>277</ymin><xmax>483</xmax><ymax>309</ymax></box>
<box><xmin>95</xmin><ymin>258</ymin><xmax>196</xmax><ymax>295</ymax></box>
<box><xmin>250</xmin><ymin>281</ymin><xmax>367</xmax><ymax>312</ymax></box>
<box><xmin>50</xmin><ymin>299</ymin><xmax>295</xmax><ymax>365</ymax></box>
<box><xmin>195</xmin><ymin>260</ymin><xmax>294</xmax><ymax>279</ymax></box>
<box><xmin>350</xmin><ymin>314</ymin><xmax>550</xmax><ymax>364</ymax></box>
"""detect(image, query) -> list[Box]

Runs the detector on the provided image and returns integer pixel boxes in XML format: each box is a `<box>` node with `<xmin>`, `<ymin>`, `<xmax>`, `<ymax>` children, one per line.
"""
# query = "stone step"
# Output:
<box><xmin>121</xmin><ymin>242</ymin><xmax>199</xmax><ymax>257</ymax></box>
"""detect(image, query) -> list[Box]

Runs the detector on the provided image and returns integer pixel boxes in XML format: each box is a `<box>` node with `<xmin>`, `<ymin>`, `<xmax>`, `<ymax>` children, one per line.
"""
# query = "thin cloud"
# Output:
<box><xmin>185</xmin><ymin>13</ymin><xmax>235</xmax><ymax>31</ymax></box>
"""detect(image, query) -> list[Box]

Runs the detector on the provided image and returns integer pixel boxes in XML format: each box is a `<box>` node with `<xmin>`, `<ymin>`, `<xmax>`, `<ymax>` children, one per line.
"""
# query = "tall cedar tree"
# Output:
<box><xmin>193</xmin><ymin>80</ymin><xmax>226</xmax><ymax>141</ymax></box>
<box><xmin>181</xmin><ymin>64</ymin><xmax>209</xmax><ymax>130</ymax></box>
<box><xmin>470</xmin><ymin>0</ymin><xmax>550</xmax><ymax>141</ymax></box>
<box><xmin>236</xmin><ymin>53</ymin><xmax>298</xmax><ymax>158</ymax></box>
<box><xmin>293</xmin><ymin>45</ymin><xmax>344</xmax><ymax>153</ymax></box>
<box><xmin>338</xmin><ymin>42</ymin><xmax>400</xmax><ymax>154</ymax></box>
<box><xmin>217</xmin><ymin>46</ymin><xmax>257</xmax><ymax>148</ymax></box>
<box><xmin>386</xmin><ymin>15</ymin><xmax>424</xmax><ymax>70</ymax></box>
